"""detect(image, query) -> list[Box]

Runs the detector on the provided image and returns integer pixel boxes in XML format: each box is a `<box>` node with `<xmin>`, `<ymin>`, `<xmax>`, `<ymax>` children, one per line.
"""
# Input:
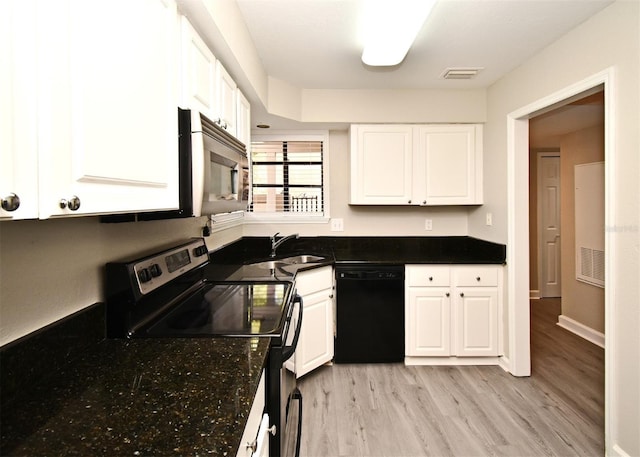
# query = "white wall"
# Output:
<box><xmin>469</xmin><ymin>2</ymin><xmax>639</xmax><ymax>455</ymax></box>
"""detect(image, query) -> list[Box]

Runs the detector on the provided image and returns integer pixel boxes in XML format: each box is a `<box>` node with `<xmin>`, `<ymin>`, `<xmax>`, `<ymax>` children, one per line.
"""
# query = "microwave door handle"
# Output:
<box><xmin>282</xmin><ymin>295</ymin><xmax>303</xmax><ymax>362</ymax></box>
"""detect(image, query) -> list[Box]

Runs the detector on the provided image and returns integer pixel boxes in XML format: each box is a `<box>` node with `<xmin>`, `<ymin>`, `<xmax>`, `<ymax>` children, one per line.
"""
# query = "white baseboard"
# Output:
<box><xmin>557</xmin><ymin>315</ymin><xmax>605</xmax><ymax>348</ymax></box>
<box><xmin>611</xmin><ymin>443</ymin><xmax>632</xmax><ymax>457</ymax></box>
<box><xmin>530</xmin><ymin>290</ymin><xmax>541</xmax><ymax>299</ymax></box>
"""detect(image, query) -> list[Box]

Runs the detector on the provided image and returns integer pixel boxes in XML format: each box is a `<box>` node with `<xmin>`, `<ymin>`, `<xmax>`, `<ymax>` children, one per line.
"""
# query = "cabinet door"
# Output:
<box><xmin>236</xmin><ymin>89</ymin><xmax>251</xmax><ymax>147</ymax></box>
<box><xmin>296</xmin><ymin>288</ymin><xmax>334</xmax><ymax>377</ymax></box>
<box><xmin>0</xmin><ymin>0</ymin><xmax>39</xmax><ymax>220</ymax></box>
<box><xmin>406</xmin><ymin>287</ymin><xmax>451</xmax><ymax>356</ymax></box>
<box><xmin>453</xmin><ymin>288</ymin><xmax>498</xmax><ymax>356</ymax></box>
<box><xmin>350</xmin><ymin>125</ymin><xmax>414</xmax><ymax>204</ymax></box>
<box><xmin>292</xmin><ymin>267</ymin><xmax>334</xmax><ymax>377</ymax></box>
<box><xmin>180</xmin><ymin>16</ymin><xmax>217</xmax><ymax>119</ymax></box>
<box><xmin>36</xmin><ymin>0</ymin><xmax>179</xmax><ymax>218</ymax></box>
<box><xmin>216</xmin><ymin>61</ymin><xmax>237</xmax><ymax>137</ymax></box>
<box><xmin>415</xmin><ymin>125</ymin><xmax>482</xmax><ymax>205</ymax></box>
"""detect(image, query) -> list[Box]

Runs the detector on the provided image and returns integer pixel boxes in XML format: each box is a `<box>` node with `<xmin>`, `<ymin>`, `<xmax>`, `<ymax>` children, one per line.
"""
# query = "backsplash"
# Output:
<box><xmin>0</xmin><ymin>303</ymin><xmax>105</xmax><ymax>410</ymax></box>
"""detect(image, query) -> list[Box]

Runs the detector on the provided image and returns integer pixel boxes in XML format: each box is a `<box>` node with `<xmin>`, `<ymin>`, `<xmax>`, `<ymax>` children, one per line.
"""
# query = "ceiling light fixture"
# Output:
<box><xmin>361</xmin><ymin>0</ymin><xmax>436</xmax><ymax>67</ymax></box>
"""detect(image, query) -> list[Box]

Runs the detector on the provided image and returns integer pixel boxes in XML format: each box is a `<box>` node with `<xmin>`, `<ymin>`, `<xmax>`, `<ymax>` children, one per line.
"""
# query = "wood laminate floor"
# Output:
<box><xmin>297</xmin><ymin>298</ymin><xmax>604</xmax><ymax>457</ymax></box>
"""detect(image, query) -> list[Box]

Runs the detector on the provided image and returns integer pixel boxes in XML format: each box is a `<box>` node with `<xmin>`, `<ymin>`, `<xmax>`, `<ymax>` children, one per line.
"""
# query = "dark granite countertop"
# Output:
<box><xmin>208</xmin><ymin>236</ymin><xmax>506</xmax><ymax>278</ymax></box>
<box><xmin>1</xmin><ymin>305</ymin><xmax>270</xmax><ymax>456</ymax></box>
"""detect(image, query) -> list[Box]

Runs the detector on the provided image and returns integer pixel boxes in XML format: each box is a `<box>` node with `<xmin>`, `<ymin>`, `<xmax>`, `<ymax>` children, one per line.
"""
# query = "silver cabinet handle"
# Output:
<box><xmin>60</xmin><ymin>195</ymin><xmax>81</xmax><ymax>211</ymax></box>
<box><xmin>246</xmin><ymin>440</ymin><xmax>258</xmax><ymax>454</ymax></box>
<box><xmin>1</xmin><ymin>193</ymin><xmax>20</xmax><ymax>212</ymax></box>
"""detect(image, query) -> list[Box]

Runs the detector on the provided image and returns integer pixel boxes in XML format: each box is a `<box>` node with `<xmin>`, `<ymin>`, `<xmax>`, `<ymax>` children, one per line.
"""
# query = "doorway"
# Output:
<box><xmin>528</xmin><ymin>89</ymin><xmax>605</xmax><ymax>339</ymax></box>
<box><xmin>506</xmin><ymin>67</ymin><xmax>613</xmax><ymax>454</ymax></box>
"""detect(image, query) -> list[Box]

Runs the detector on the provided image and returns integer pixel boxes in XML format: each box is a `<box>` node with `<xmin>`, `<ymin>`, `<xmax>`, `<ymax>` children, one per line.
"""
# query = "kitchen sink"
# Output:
<box><xmin>279</xmin><ymin>255</ymin><xmax>325</xmax><ymax>264</ymax></box>
<box><xmin>251</xmin><ymin>255</ymin><xmax>326</xmax><ymax>269</ymax></box>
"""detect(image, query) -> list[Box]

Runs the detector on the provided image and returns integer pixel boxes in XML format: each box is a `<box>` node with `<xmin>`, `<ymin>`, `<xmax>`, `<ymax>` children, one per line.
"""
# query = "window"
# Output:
<box><xmin>248</xmin><ymin>133</ymin><xmax>327</xmax><ymax>218</ymax></box>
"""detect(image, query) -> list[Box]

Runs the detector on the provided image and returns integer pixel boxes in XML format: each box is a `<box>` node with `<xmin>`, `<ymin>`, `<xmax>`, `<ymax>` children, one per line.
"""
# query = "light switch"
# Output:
<box><xmin>425</xmin><ymin>219</ymin><xmax>433</xmax><ymax>231</ymax></box>
<box><xmin>331</xmin><ymin>218</ymin><xmax>344</xmax><ymax>231</ymax></box>
<box><xmin>486</xmin><ymin>213</ymin><xmax>493</xmax><ymax>226</ymax></box>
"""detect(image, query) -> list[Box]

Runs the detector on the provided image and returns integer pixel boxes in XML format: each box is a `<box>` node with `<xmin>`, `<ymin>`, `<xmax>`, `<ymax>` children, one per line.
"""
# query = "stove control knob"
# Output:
<box><xmin>149</xmin><ymin>263</ymin><xmax>162</xmax><ymax>278</ymax></box>
<box><xmin>193</xmin><ymin>245</ymin><xmax>208</xmax><ymax>257</ymax></box>
<box><xmin>137</xmin><ymin>268</ymin><xmax>152</xmax><ymax>283</ymax></box>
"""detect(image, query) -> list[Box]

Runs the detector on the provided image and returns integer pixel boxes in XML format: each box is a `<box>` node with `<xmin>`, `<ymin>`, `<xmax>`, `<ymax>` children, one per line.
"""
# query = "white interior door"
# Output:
<box><xmin>538</xmin><ymin>153</ymin><xmax>561</xmax><ymax>297</ymax></box>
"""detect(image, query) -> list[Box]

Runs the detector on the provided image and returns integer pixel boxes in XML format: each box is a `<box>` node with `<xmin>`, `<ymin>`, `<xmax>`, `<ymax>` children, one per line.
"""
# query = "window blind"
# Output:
<box><xmin>249</xmin><ymin>140</ymin><xmax>324</xmax><ymax>214</ymax></box>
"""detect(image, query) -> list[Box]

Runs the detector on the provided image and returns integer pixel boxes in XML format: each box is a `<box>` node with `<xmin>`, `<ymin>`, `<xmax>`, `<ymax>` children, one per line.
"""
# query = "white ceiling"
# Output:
<box><xmin>236</xmin><ymin>0</ymin><xmax>613</xmax><ymax>91</ymax></box>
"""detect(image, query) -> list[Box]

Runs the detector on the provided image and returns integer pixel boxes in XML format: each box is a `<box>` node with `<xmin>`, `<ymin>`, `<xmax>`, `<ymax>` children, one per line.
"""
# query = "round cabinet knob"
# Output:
<box><xmin>1</xmin><ymin>193</ymin><xmax>20</xmax><ymax>212</ymax></box>
<box><xmin>428</xmin><ymin>276</ymin><xmax>433</xmax><ymax>281</ymax></box>
<box><xmin>246</xmin><ymin>440</ymin><xmax>258</xmax><ymax>454</ymax></box>
<box><xmin>445</xmin><ymin>292</ymin><xmax>450</xmax><ymax>297</ymax></box>
<box><xmin>59</xmin><ymin>196</ymin><xmax>81</xmax><ymax>211</ymax></box>
<box><xmin>476</xmin><ymin>276</ymin><xmax>481</xmax><ymax>282</ymax></box>
<box><xmin>422</xmin><ymin>200</ymin><xmax>426</xmax><ymax>205</ymax></box>
<box><xmin>460</xmin><ymin>292</ymin><xmax>465</xmax><ymax>297</ymax></box>
<box><xmin>408</xmin><ymin>200</ymin><xmax>412</xmax><ymax>204</ymax></box>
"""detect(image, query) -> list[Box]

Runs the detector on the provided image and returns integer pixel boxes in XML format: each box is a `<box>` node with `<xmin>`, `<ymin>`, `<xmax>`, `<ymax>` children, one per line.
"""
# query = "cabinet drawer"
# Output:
<box><xmin>454</xmin><ymin>266</ymin><xmax>499</xmax><ymax>287</ymax></box>
<box><xmin>406</xmin><ymin>265</ymin><xmax>450</xmax><ymax>287</ymax></box>
<box><xmin>295</xmin><ymin>265</ymin><xmax>333</xmax><ymax>296</ymax></box>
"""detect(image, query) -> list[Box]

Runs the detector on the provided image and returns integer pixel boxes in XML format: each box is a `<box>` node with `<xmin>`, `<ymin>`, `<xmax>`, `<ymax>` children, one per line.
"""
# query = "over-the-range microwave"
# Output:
<box><xmin>102</xmin><ymin>108</ymin><xmax>248</xmax><ymax>223</ymax></box>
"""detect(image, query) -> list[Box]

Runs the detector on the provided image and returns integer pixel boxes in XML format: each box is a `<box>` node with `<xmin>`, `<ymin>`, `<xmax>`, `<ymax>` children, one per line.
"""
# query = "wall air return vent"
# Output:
<box><xmin>441</xmin><ymin>67</ymin><xmax>483</xmax><ymax>80</ymax></box>
<box><xmin>575</xmin><ymin>162</ymin><xmax>605</xmax><ymax>288</ymax></box>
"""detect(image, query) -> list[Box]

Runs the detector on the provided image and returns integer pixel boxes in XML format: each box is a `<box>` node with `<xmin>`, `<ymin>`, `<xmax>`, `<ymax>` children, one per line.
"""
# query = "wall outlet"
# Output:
<box><xmin>425</xmin><ymin>219</ymin><xmax>433</xmax><ymax>231</ymax></box>
<box><xmin>486</xmin><ymin>212</ymin><xmax>493</xmax><ymax>226</ymax></box>
<box><xmin>330</xmin><ymin>218</ymin><xmax>344</xmax><ymax>232</ymax></box>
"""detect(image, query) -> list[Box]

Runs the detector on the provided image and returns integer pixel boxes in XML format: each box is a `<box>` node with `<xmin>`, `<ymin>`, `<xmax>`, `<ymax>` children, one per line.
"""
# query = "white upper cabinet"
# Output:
<box><xmin>350</xmin><ymin>124</ymin><xmax>483</xmax><ymax>206</ymax></box>
<box><xmin>350</xmin><ymin>125</ymin><xmax>413</xmax><ymax>205</ymax></box>
<box><xmin>236</xmin><ymin>89</ymin><xmax>251</xmax><ymax>147</ymax></box>
<box><xmin>180</xmin><ymin>16</ymin><xmax>217</xmax><ymax>119</ymax></box>
<box><xmin>415</xmin><ymin>125</ymin><xmax>483</xmax><ymax>205</ymax></box>
<box><xmin>0</xmin><ymin>0</ymin><xmax>39</xmax><ymax>220</ymax></box>
<box><xmin>3</xmin><ymin>0</ymin><xmax>180</xmax><ymax>219</ymax></box>
<box><xmin>215</xmin><ymin>61</ymin><xmax>238</xmax><ymax>137</ymax></box>
<box><xmin>179</xmin><ymin>17</ymin><xmax>246</xmax><ymax>142</ymax></box>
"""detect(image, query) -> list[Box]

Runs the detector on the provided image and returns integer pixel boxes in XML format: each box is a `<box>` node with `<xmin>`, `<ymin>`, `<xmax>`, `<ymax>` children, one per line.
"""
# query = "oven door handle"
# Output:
<box><xmin>282</xmin><ymin>294</ymin><xmax>303</xmax><ymax>362</ymax></box>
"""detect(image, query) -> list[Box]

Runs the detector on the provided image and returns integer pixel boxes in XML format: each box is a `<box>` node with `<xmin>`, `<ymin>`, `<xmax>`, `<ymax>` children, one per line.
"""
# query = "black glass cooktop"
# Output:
<box><xmin>143</xmin><ymin>282</ymin><xmax>293</xmax><ymax>337</ymax></box>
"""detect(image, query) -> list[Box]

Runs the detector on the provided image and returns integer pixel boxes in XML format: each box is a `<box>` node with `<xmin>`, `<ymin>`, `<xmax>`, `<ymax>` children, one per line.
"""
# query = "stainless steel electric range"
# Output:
<box><xmin>105</xmin><ymin>238</ymin><xmax>302</xmax><ymax>457</ymax></box>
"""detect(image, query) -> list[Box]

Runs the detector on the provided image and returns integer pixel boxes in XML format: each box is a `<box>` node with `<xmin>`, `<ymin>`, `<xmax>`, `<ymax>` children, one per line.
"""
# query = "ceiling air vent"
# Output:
<box><xmin>441</xmin><ymin>67</ymin><xmax>483</xmax><ymax>80</ymax></box>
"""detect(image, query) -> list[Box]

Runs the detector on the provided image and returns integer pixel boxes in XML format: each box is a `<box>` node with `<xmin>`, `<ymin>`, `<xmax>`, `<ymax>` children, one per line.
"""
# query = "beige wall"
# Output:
<box><xmin>0</xmin><ymin>216</ymin><xmax>239</xmax><ymax>346</ymax></box>
<box><xmin>471</xmin><ymin>1</ymin><xmax>639</xmax><ymax>454</ymax></box>
<box><xmin>243</xmin><ymin>130</ymin><xmax>472</xmax><ymax>238</ymax></box>
<box><xmin>560</xmin><ymin>125</ymin><xmax>605</xmax><ymax>333</ymax></box>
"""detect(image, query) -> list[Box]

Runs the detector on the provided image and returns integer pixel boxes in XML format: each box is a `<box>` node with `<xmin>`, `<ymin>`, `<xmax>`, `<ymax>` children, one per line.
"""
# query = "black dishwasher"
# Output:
<box><xmin>334</xmin><ymin>265</ymin><xmax>404</xmax><ymax>363</ymax></box>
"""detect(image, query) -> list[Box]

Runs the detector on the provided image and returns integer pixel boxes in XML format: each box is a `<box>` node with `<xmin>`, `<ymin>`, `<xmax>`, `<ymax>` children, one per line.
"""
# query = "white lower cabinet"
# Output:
<box><xmin>406</xmin><ymin>265</ymin><xmax>502</xmax><ymax>362</ymax></box>
<box><xmin>286</xmin><ymin>266</ymin><xmax>334</xmax><ymax>378</ymax></box>
<box><xmin>237</xmin><ymin>371</ymin><xmax>269</xmax><ymax>457</ymax></box>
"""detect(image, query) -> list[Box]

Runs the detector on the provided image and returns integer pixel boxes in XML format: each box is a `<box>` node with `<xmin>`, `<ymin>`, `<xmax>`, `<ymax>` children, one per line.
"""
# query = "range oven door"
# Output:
<box><xmin>269</xmin><ymin>294</ymin><xmax>303</xmax><ymax>457</ymax></box>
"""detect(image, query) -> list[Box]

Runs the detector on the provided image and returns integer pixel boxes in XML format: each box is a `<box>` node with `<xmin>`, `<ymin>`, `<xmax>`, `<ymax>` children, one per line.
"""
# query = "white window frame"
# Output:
<box><xmin>245</xmin><ymin>130</ymin><xmax>330</xmax><ymax>224</ymax></box>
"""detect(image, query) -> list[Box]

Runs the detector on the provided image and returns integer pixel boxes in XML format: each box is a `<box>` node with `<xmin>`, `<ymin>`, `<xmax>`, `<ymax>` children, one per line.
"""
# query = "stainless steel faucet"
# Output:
<box><xmin>270</xmin><ymin>232</ymin><xmax>299</xmax><ymax>257</ymax></box>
